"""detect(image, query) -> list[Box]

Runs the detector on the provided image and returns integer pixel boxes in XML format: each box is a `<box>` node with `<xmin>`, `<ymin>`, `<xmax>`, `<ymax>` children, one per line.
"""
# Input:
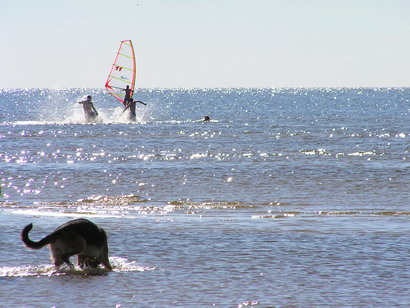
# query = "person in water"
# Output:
<box><xmin>125</xmin><ymin>97</ymin><xmax>146</xmax><ymax>121</ymax></box>
<box><xmin>78</xmin><ymin>95</ymin><xmax>98</xmax><ymax>122</ymax></box>
<box><xmin>203</xmin><ymin>115</ymin><xmax>211</xmax><ymax>121</ymax></box>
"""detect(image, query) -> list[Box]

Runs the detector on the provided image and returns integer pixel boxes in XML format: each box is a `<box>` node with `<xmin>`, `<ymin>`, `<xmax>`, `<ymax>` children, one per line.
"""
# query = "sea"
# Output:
<box><xmin>0</xmin><ymin>87</ymin><xmax>409</xmax><ymax>307</ymax></box>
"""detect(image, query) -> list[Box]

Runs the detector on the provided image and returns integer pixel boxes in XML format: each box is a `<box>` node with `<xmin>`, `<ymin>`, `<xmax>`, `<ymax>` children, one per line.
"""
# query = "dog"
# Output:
<box><xmin>21</xmin><ymin>218</ymin><xmax>112</xmax><ymax>270</ymax></box>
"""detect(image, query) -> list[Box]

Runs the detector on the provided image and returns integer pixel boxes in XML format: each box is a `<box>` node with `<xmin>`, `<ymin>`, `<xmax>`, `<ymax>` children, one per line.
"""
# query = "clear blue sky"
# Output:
<box><xmin>1</xmin><ymin>0</ymin><xmax>409</xmax><ymax>88</ymax></box>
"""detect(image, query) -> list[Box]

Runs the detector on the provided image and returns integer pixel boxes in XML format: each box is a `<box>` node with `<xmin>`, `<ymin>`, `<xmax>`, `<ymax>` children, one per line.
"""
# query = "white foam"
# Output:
<box><xmin>0</xmin><ymin>256</ymin><xmax>155</xmax><ymax>277</ymax></box>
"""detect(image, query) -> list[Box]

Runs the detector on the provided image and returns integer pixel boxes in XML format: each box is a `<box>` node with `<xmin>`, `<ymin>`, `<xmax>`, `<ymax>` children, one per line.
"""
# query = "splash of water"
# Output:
<box><xmin>0</xmin><ymin>256</ymin><xmax>155</xmax><ymax>278</ymax></box>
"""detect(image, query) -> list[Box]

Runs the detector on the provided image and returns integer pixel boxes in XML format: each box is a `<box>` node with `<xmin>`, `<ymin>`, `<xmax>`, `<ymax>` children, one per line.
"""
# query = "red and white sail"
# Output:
<box><xmin>105</xmin><ymin>40</ymin><xmax>136</xmax><ymax>105</ymax></box>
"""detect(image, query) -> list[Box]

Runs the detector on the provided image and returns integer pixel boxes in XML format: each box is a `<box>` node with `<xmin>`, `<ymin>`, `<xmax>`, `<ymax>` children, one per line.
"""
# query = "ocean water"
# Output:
<box><xmin>0</xmin><ymin>87</ymin><xmax>409</xmax><ymax>307</ymax></box>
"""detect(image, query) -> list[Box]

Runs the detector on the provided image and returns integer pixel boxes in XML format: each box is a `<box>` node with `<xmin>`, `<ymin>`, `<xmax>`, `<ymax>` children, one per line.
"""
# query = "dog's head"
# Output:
<box><xmin>83</xmin><ymin>256</ymin><xmax>100</xmax><ymax>268</ymax></box>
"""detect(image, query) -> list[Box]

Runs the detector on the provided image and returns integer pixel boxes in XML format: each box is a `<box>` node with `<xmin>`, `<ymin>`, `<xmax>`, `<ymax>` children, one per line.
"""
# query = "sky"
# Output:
<box><xmin>1</xmin><ymin>0</ymin><xmax>409</xmax><ymax>88</ymax></box>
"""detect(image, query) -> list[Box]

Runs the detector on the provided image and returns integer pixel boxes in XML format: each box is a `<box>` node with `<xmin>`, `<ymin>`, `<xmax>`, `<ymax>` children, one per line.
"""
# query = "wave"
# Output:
<box><xmin>251</xmin><ymin>210</ymin><xmax>410</xmax><ymax>219</ymax></box>
<box><xmin>2</xmin><ymin>117</ymin><xmax>219</xmax><ymax>126</ymax></box>
<box><xmin>2</xmin><ymin>196</ymin><xmax>410</xmax><ymax>218</ymax></box>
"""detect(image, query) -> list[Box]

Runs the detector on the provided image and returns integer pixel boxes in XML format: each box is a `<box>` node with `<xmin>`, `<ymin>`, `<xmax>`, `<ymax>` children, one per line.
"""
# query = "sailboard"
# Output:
<box><xmin>105</xmin><ymin>40</ymin><xmax>136</xmax><ymax>105</ymax></box>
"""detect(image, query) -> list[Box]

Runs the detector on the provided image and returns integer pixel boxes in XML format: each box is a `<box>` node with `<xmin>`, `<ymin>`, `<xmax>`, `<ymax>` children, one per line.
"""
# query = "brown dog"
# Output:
<box><xmin>21</xmin><ymin>218</ymin><xmax>112</xmax><ymax>270</ymax></box>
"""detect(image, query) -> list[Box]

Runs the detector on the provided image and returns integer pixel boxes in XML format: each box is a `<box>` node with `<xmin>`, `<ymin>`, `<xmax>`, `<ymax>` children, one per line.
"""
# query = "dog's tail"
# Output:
<box><xmin>21</xmin><ymin>223</ymin><xmax>54</xmax><ymax>249</ymax></box>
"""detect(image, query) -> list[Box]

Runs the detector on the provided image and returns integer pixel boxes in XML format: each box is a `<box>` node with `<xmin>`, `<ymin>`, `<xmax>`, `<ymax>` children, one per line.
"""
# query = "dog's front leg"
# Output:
<box><xmin>78</xmin><ymin>255</ymin><xmax>85</xmax><ymax>269</ymax></box>
<box><xmin>61</xmin><ymin>254</ymin><xmax>75</xmax><ymax>269</ymax></box>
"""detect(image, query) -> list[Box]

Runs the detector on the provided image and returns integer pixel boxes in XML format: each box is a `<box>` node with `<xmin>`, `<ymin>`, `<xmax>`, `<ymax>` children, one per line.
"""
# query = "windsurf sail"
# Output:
<box><xmin>105</xmin><ymin>40</ymin><xmax>136</xmax><ymax>105</ymax></box>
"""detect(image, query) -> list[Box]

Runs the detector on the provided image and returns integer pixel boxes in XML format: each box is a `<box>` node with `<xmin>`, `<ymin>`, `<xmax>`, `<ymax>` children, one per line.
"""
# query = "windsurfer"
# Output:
<box><xmin>123</xmin><ymin>85</ymin><xmax>132</xmax><ymax>105</ymax></box>
<box><xmin>125</xmin><ymin>97</ymin><xmax>146</xmax><ymax>121</ymax></box>
<box><xmin>78</xmin><ymin>95</ymin><xmax>99</xmax><ymax>122</ymax></box>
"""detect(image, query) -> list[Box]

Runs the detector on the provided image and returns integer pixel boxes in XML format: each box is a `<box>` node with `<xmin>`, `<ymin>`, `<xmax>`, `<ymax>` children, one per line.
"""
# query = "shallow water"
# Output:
<box><xmin>1</xmin><ymin>88</ymin><xmax>410</xmax><ymax>307</ymax></box>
